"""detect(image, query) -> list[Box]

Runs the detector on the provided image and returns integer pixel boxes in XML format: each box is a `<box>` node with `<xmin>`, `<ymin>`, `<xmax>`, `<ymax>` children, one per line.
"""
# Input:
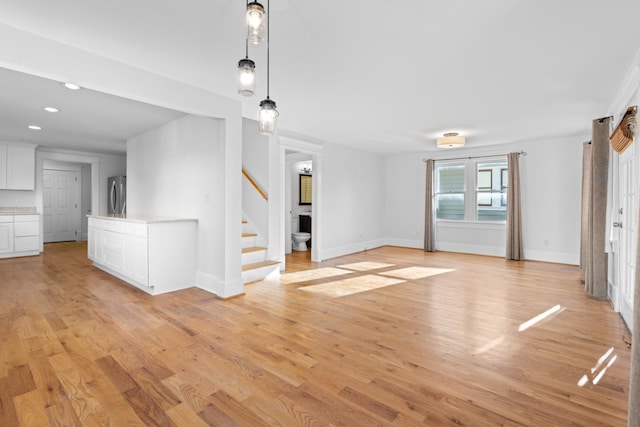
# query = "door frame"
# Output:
<box><xmin>36</xmin><ymin>150</ymin><xmax>100</xmax><ymax>251</ymax></box>
<box><xmin>43</xmin><ymin>162</ymin><xmax>82</xmax><ymax>242</ymax></box>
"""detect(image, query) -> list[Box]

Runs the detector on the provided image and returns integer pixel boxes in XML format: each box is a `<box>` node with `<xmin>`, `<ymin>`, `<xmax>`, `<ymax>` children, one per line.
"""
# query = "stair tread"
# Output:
<box><xmin>242</xmin><ymin>233</ymin><xmax>257</xmax><ymax>238</ymax></box>
<box><xmin>242</xmin><ymin>260</ymin><xmax>280</xmax><ymax>272</ymax></box>
<box><xmin>242</xmin><ymin>246</ymin><xmax>267</xmax><ymax>254</ymax></box>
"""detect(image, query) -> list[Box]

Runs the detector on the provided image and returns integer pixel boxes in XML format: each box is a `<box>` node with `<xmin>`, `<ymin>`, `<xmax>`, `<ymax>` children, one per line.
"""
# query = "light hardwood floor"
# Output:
<box><xmin>0</xmin><ymin>242</ymin><xmax>632</xmax><ymax>426</ymax></box>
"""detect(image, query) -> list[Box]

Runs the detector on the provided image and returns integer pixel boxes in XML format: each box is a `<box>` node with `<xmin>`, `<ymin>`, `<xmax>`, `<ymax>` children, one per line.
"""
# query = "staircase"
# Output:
<box><xmin>241</xmin><ymin>219</ymin><xmax>280</xmax><ymax>284</ymax></box>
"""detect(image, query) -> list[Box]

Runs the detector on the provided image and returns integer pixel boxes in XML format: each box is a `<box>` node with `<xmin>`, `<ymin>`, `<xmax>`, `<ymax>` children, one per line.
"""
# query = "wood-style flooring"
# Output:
<box><xmin>0</xmin><ymin>242</ymin><xmax>632</xmax><ymax>426</ymax></box>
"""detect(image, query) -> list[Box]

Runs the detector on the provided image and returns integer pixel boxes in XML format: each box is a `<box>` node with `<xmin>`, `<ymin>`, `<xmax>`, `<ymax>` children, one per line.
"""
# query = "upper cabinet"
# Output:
<box><xmin>0</xmin><ymin>143</ymin><xmax>36</xmax><ymax>190</ymax></box>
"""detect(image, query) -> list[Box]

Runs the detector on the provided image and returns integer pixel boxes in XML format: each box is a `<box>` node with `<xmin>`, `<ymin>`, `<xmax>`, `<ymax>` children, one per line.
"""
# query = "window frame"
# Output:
<box><xmin>434</xmin><ymin>156</ymin><xmax>508</xmax><ymax>224</ymax></box>
<box><xmin>434</xmin><ymin>161</ymin><xmax>467</xmax><ymax>221</ymax></box>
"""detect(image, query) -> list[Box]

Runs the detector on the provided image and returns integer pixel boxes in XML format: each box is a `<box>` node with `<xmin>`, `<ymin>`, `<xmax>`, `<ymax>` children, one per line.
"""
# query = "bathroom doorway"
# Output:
<box><xmin>281</xmin><ymin>138</ymin><xmax>322</xmax><ymax>263</ymax></box>
<box><xmin>287</xmin><ymin>155</ymin><xmax>312</xmax><ymax>254</ymax></box>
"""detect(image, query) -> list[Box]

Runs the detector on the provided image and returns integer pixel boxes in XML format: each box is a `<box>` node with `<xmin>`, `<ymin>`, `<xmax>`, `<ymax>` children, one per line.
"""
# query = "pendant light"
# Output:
<box><xmin>237</xmin><ymin>0</ymin><xmax>256</xmax><ymax>96</ymax></box>
<box><xmin>246</xmin><ymin>1</ymin><xmax>265</xmax><ymax>44</ymax></box>
<box><xmin>259</xmin><ymin>0</ymin><xmax>278</xmax><ymax>135</ymax></box>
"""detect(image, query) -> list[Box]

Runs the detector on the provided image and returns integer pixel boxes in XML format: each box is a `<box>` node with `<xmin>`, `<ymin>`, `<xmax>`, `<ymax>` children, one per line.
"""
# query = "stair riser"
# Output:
<box><xmin>242</xmin><ymin>236</ymin><xmax>257</xmax><ymax>248</ymax></box>
<box><xmin>242</xmin><ymin>264</ymin><xmax>280</xmax><ymax>284</ymax></box>
<box><xmin>242</xmin><ymin>249</ymin><xmax>267</xmax><ymax>265</ymax></box>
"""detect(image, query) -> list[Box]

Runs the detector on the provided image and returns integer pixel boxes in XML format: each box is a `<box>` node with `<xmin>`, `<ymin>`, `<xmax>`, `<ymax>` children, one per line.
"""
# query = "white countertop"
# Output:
<box><xmin>88</xmin><ymin>214</ymin><xmax>197</xmax><ymax>224</ymax></box>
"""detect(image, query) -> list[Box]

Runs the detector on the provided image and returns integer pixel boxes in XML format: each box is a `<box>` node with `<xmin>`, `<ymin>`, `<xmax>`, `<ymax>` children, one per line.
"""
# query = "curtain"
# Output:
<box><xmin>581</xmin><ymin>142</ymin><xmax>592</xmax><ymax>270</ymax></box>
<box><xmin>424</xmin><ymin>159</ymin><xmax>435</xmax><ymax>252</ymax></box>
<box><xmin>583</xmin><ymin>118</ymin><xmax>610</xmax><ymax>298</ymax></box>
<box><xmin>505</xmin><ymin>152</ymin><xmax>523</xmax><ymax>260</ymax></box>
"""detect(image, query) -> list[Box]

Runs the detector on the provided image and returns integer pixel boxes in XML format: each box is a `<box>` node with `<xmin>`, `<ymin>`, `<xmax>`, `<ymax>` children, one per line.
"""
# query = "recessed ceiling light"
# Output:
<box><xmin>43</xmin><ymin>107</ymin><xmax>60</xmax><ymax>113</ymax></box>
<box><xmin>28</xmin><ymin>125</ymin><xmax>42</xmax><ymax>130</ymax></box>
<box><xmin>62</xmin><ymin>82</ymin><xmax>81</xmax><ymax>90</ymax></box>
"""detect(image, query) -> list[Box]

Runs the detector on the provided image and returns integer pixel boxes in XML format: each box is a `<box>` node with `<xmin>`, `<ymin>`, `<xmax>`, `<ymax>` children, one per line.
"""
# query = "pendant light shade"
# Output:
<box><xmin>246</xmin><ymin>2</ymin><xmax>265</xmax><ymax>44</ymax></box>
<box><xmin>237</xmin><ymin>58</ymin><xmax>256</xmax><ymax>96</ymax></box>
<box><xmin>259</xmin><ymin>98</ymin><xmax>279</xmax><ymax>135</ymax></box>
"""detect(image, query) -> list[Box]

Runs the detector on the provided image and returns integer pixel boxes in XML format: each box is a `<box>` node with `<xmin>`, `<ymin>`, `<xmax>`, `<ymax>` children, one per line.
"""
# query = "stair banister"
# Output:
<box><xmin>242</xmin><ymin>167</ymin><xmax>268</xmax><ymax>201</ymax></box>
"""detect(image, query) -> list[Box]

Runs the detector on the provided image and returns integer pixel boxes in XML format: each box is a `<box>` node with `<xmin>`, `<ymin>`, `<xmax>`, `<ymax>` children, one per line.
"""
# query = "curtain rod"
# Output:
<box><xmin>422</xmin><ymin>151</ymin><xmax>526</xmax><ymax>163</ymax></box>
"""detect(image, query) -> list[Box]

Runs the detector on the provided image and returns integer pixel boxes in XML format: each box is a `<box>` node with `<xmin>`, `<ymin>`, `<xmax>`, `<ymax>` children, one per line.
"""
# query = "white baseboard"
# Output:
<box><xmin>319</xmin><ymin>239</ymin><xmax>385</xmax><ymax>261</ymax></box>
<box><xmin>435</xmin><ymin>242</ymin><xmax>505</xmax><ymax>258</ymax></box>
<box><xmin>195</xmin><ymin>271</ymin><xmax>244</xmax><ymax>299</ymax></box>
<box><xmin>382</xmin><ymin>237</ymin><xmax>579</xmax><ymax>265</ymax></box>
<box><xmin>384</xmin><ymin>238</ymin><xmax>423</xmax><ymax>249</ymax></box>
<box><xmin>523</xmin><ymin>249</ymin><xmax>579</xmax><ymax>265</ymax></box>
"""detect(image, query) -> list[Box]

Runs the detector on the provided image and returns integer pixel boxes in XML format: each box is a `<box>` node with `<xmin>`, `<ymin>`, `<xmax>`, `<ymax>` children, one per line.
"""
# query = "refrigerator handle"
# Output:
<box><xmin>120</xmin><ymin>182</ymin><xmax>126</xmax><ymax>215</ymax></box>
<box><xmin>110</xmin><ymin>180</ymin><xmax>117</xmax><ymax>214</ymax></box>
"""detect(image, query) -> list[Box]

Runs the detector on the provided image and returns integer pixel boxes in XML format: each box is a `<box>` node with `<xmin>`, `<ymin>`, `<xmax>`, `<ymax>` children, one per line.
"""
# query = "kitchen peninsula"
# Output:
<box><xmin>88</xmin><ymin>215</ymin><xmax>197</xmax><ymax>295</ymax></box>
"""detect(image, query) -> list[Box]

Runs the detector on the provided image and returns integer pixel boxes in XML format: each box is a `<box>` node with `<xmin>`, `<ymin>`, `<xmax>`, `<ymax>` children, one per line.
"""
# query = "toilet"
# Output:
<box><xmin>292</xmin><ymin>232</ymin><xmax>311</xmax><ymax>251</ymax></box>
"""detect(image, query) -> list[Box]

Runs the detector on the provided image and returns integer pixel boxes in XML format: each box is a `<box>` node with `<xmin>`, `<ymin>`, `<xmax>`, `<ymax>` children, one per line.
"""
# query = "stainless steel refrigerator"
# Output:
<box><xmin>108</xmin><ymin>176</ymin><xmax>127</xmax><ymax>215</ymax></box>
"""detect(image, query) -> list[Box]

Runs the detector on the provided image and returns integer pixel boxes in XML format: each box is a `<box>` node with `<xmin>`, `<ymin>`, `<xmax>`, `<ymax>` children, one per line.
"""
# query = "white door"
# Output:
<box><xmin>43</xmin><ymin>169</ymin><xmax>80</xmax><ymax>243</ymax></box>
<box><xmin>617</xmin><ymin>145</ymin><xmax>637</xmax><ymax>331</ymax></box>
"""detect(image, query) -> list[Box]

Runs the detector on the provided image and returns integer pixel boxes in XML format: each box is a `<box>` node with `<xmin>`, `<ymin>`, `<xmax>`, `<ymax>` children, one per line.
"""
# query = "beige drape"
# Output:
<box><xmin>582</xmin><ymin>118</ymin><xmax>610</xmax><ymax>298</ymax></box>
<box><xmin>580</xmin><ymin>142</ymin><xmax>592</xmax><ymax>270</ymax></box>
<box><xmin>505</xmin><ymin>152</ymin><xmax>523</xmax><ymax>260</ymax></box>
<box><xmin>424</xmin><ymin>159</ymin><xmax>435</xmax><ymax>252</ymax></box>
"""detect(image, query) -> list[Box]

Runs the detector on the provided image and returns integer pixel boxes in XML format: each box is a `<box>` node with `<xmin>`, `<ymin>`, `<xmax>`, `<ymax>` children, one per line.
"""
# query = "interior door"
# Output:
<box><xmin>43</xmin><ymin>169</ymin><xmax>80</xmax><ymax>242</ymax></box>
<box><xmin>618</xmin><ymin>146</ymin><xmax>636</xmax><ymax>331</ymax></box>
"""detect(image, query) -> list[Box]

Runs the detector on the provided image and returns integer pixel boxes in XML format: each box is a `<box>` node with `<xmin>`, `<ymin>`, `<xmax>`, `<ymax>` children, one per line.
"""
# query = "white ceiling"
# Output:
<box><xmin>0</xmin><ymin>0</ymin><xmax>638</xmax><ymax>155</ymax></box>
<box><xmin>0</xmin><ymin>67</ymin><xmax>185</xmax><ymax>154</ymax></box>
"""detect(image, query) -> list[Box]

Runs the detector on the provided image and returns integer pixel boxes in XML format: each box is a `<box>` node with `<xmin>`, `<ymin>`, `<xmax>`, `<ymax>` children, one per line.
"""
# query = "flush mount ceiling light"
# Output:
<box><xmin>28</xmin><ymin>125</ymin><xmax>42</xmax><ymax>130</ymax></box>
<box><xmin>258</xmin><ymin>0</ymin><xmax>279</xmax><ymax>135</ymax></box>
<box><xmin>246</xmin><ymin>1</ymin><xmax>265</xmax><ymax>44</ymax></box>
<box><xmin>437</xmin><ymin>132</ymin><xmax>466</xmax><ymax>148</ymax></box>
<box><xmin>43</xmin><ymin>107</ymin><xmax>60</xmax><ymax>113</ymax></box>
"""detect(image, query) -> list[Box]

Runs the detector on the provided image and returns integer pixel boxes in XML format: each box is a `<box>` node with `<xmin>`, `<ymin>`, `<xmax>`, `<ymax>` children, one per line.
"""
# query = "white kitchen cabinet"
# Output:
<box><xmin>0</xmin><ymin>214</ymin><xmax>40</xmax><ymax>258</ymax></box>
<box><xmin>0</xmin><ymin>216</ymin><xmax>13</xmax><ymax>254</ymax></box>
<box><xmin>88</xmin><ymin>216</ymin><xmax>196</xmax><ymax>295</ymax></box>
<box><xmin>123</xmin><ymin>234</ymin><xmax>149</xmax><ymax>286</ymax></box>
<box><xmin>14</xmin><ymin>214</ymin><xmax>40</xmax><ymax>252</ymax></box>
<box><xmin>0</xmin><ymin>143</ymin><xmax>36</xmax><ymax>190</ymax></box>
<box><xmin>88</xmin><ymin>226</ymin><xmax>104</xmax><ymax>263</ymax></box>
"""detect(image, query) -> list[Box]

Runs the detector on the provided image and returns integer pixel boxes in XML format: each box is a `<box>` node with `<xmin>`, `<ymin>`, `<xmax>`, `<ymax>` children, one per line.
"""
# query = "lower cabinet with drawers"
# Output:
<box><xmin>0</xmin><ymin>214</ymin><xmax>40</xmax><ymax>258</ymax></box>
<box><xmin>87</xmin><ymin>215</ymin><xmax>197</xmax><ymax>295</ymax></box>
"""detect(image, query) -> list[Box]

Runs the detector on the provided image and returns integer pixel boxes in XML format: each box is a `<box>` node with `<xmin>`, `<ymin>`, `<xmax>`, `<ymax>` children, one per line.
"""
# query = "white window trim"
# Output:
<box><xmin>435</xmin><ymin>156</ymin><xmax>507</xmax><ymax>224</ymax></box>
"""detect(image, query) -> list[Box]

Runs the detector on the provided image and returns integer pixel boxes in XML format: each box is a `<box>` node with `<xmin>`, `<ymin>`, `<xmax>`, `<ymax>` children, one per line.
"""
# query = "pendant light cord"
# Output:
<box><xmin>266</xmin><ymin>0</ymin><xmax>270</xmax><ymax>98</ymax></box>
<box><xmin>245</xmin><ymin>0</ymin><xmax>249</xmax><ymax>59</ymax></box>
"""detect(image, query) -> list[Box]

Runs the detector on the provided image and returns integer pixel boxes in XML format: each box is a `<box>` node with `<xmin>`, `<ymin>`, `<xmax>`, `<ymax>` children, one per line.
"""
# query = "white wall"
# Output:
<box><xmin>384</xmin><ymin>137</ymin><xmax>584</xmax><ymax>265</ymax></box>
<box><xmin>320</xmin><ymin>142</ymin><xmax>385</xmax><ymax>260</ymax></box>
<box><xmin>81</xmin><ymin>164</ymin><xmax>92</xmax><ymax>239</ymax></box>
<box><xmin>127</xmin><ymin>114</ymin><xmax>235</xmax><ymax>295</ymax></box>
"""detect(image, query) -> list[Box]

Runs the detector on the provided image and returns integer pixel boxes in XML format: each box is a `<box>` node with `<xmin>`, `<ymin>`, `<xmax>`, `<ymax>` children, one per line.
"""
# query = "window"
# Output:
<box><xmin>476</xmin><ymin>161</ymin><xmax>507</xmax><ymax>221</ymax></box>
<box><xmin>435</xmin><ymin>157</ymin><xmax>507</xmax><ymax>222</ymax></box>
<box><xmin>435</xmin><ymin>164</ymin><xmax>465</xmax><ymax>220</ymax></box>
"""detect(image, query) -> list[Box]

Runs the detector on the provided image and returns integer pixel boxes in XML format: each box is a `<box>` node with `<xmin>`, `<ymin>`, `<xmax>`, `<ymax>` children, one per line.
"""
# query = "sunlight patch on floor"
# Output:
<box><xmin>518</xmin><ymin>304</ymin><xmax>563</xmax><ymax>332</ymax></box>
<box><xmin>472</xmin><ymin>335</ymin><xmax>506</xmax><ymax>355</ymax></box>
<box><xmin>578</xmin><ymin>346</ymin><xmax>618</xmax><ymax>387</ymax></box>
<box><xmin>279</xmin><ymin>267</ymin><xmax>352</xmax><ymax>284</ymax></box>
<box><xmin>379</xmin><ymin>266</ymin><xmax>455</xmax><ymax>280</ymax></box>
<box><xmin>336</xmin><ymin>262</ymin><xmax>396</xmax><ymax>271</ymax></box>
<box><xmin>299</xmin><ymin>275</ymin><xmax>406</xmax><ymax>297</ymax></box>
